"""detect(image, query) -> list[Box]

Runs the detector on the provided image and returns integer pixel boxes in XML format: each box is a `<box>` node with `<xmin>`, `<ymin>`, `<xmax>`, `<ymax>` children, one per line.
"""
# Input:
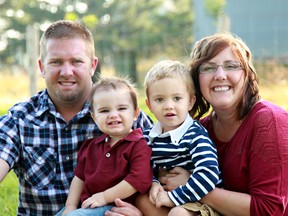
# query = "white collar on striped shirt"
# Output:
<box><xmin>148</xmin><ymin>114</ymin><xmax>194</xmax><ymax>145</ymax></box>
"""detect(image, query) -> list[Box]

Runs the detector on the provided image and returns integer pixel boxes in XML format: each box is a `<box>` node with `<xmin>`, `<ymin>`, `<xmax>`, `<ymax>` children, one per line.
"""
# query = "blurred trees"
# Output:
<box><xmin>0</xmin><ymin>0</ymin><xmax>195</xmax><ymax>81</ymax></box>
<box><xmin>0</xmin><ymin>0</ymin><xmax>232</xmax><ymax>84</ymax></box>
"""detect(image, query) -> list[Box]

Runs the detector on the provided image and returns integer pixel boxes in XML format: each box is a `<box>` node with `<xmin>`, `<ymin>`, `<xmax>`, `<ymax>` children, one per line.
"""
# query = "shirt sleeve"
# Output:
<box><xmin>124</xmin><ymin>138</ymin><xmax>153</xmax><ymax>194</ymax></box>
<box><xmin>248</xmin><ymin>107</ymin><xmax>288</xmax><ymax>215</ymax></box>
<box><xmin>133</xmin><ymin>110</ymin><xmax>154</xmax><ymax>130</ymax></box>
<box><xmin>168</xmin><ymin>123</ymin><xmax>220</xmax><ymax>205</ymax></box>
<box><xmin>0</xmin><ymin>113</ymin><xmax>21</xmax><ymax>168</ymax></box>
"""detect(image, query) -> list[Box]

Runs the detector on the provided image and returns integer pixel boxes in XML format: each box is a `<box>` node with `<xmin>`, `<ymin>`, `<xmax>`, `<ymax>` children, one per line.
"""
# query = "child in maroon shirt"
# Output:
<box><xmin>59</xmin><ymin>76</ymin><xmax>153</xmax><ymax>216</ymax></box>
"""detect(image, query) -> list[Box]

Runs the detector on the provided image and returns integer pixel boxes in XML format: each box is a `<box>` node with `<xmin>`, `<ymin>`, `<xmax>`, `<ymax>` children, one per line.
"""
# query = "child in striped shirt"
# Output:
<box><xmin>136</xmin><ymin>60</ymin><xmax>221</xmax><ymax>216</ymax></box>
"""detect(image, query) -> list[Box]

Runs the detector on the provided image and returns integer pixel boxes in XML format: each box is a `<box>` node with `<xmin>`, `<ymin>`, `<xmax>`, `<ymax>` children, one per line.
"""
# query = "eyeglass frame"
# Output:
<box><xmin>198</xmin><ymin>61</ymin><xmax>242</xmax><ymax>74</ymax></box>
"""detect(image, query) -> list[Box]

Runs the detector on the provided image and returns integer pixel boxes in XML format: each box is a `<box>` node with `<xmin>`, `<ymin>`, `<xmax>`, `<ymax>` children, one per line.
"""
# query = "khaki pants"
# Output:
<box><xmin>182</xmin><ymin>202</ymin><xmax>220</xmax><ymax>216</ymax></box>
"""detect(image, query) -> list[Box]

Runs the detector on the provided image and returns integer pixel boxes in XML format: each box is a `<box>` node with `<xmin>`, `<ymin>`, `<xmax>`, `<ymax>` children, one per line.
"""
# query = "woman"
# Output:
<box><xmin>185</xmin><ymin>32</ymin><xmax>288</xmax><ymax>215</ymax></box>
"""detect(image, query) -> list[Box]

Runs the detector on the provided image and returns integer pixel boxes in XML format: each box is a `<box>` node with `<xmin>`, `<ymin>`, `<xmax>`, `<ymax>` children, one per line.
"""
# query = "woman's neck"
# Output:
<box><xmin>212</xmin><ymin>110</ymin><xmax>243</xmax><ymax>142</ymax></box>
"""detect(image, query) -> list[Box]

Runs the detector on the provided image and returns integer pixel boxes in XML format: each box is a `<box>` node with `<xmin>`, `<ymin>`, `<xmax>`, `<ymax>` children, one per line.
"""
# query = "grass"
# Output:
<box><xmin>0</xmin><ymin>70</ymin><xmax>287</xmax><ymax>215</ymax></box>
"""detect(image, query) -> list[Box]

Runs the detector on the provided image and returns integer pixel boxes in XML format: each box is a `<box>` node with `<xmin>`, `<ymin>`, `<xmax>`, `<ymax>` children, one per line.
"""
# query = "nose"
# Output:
<box><xmin>164</xmin><ymin>99</ymin><xmax>174</xmax><ymax>110</ymax></box>
<box><xmin>60</xmin><ymin>62</ymin><xmax>74</xmax><ymax>77</ymax></box>
<box><xmin>109</xmin><ymin>110</ymin><xmax>118</xmax><ymax>118</ymax></box>
<box><xmin>214</xmin><ymin>65</ymin><xmax>227</xmax><ymax>80</ymax></box>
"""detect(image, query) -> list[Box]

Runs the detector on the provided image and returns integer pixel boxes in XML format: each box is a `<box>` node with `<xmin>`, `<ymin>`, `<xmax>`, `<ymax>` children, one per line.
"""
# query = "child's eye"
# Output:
<box><xmin>173</xmin><ymin>97</ymin><xmax>181</xmax><ymax>102</ymax></box>
<box><xmin>155</xmin><ymin>98</ymin><xmax>164</xmax><ymax>102</ymax></box>
<box><xmin>119</xmin><ymin>107</ymin><xmax>128</xmax><ymax>111</ymax></box>
<box><xmin>99</xmin><ymin>109</ymin><xmax>109</xmax><ymax>113</ymax></box>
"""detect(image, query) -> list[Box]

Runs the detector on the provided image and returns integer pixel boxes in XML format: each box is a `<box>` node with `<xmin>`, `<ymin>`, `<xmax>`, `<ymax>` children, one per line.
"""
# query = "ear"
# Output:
<box><xmin>133</xmin><ymin>107</ymin><xmax>140</xmax><ymax>121</ymax></box>
<box><xmin>90</xmin><ymin>112</ymin><xmax>97</xmax><ymax>122</ymax></box>
<box><xmin>90</xmin><ymin>57</ymin><xmax>98</xmax><ymax>77</ymax></box>
<box><xmin>38</xmin><ymin>59</ymin><xmax>45</xmax><ymax>77</ymax></box>
<box><xmin>188</xmin><ymin>95</ymin><xmax>196</xmax><ymax>111</ymax></box>
<box><xmin>145</xmin><ymin>98</ymin><xmax>153</xmax><ymax>113</ymax></box>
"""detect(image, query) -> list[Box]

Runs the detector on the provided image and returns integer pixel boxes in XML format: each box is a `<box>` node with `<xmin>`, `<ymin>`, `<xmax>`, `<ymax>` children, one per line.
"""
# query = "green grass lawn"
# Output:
<box><xmin>0</xmin><ymin>72</ymin><xmax>287</xmax><ymax>215</ymax></box>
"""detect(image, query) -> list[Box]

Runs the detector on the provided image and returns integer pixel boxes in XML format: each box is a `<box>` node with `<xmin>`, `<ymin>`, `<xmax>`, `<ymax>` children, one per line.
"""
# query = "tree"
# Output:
<box><xmin>0</xmin><ymin>0</ymin><xmax>194</xmax><ymax>82</ymax></box>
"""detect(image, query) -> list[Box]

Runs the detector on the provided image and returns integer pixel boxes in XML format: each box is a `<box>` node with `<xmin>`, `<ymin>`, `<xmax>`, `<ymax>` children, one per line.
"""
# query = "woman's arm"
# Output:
<box><xmin>201</xmin><ymin>187</ymin><xmax>250</xmax><ymax>216</ymax></box>
<box><xmin>159</xmin><ymin>167</ymin><xmax>251</xmax><ymax>216</ymax></box>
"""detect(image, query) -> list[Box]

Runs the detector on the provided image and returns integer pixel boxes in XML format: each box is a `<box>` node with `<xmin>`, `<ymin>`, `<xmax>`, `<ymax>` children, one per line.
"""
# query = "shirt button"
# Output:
<box><xmin>66</xmin><ymin>156</ymin><xmax>70</xmax><ymax>160</ymax></box>
<box><xmin>106</xmin><ymin>153</ymin><xmax>110</xmax><ymax>158</ymax></box>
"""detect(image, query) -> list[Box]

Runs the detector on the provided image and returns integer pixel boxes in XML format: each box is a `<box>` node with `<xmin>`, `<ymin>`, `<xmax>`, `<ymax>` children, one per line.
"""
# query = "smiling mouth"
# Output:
<box><xmin>213</xmin><ymin>86</ymin><xmax>230</xmax><ymax>92</ymax></box>
<box><xmin>59</xmin><ymin>82</ymin><xmax>76</xmax><ymax>86</ymax></box>
<box><xmin>108</xmin><ymin>121</ymin><xmax>121</xmax><ymax>125</ymax></box>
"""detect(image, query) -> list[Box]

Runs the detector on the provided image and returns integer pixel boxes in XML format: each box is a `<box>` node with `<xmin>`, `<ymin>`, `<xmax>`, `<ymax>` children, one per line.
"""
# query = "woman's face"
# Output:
<box><xmin>199</xmin><ymin>47</ymin><xmax>245</xmax><ymax>111</ymax></box>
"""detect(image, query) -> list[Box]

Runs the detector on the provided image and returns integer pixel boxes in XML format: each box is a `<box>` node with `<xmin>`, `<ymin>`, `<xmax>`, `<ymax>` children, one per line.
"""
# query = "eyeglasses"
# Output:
<box><xmin>199</xmin><ymin>61</ymin><xmax>242</xmax><ymax>74</ymax></box>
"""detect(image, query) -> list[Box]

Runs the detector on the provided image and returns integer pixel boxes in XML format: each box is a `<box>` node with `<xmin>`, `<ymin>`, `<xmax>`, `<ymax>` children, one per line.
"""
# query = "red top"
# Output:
<box><xmin>201</xmin><ymin>101</ymin><xmax>288</xmax><ymax>215</ymax></box>
<box><xmin>74</xmin><ymin>128</ymin><xmax>153</xmax><ymax>204</ymax></box>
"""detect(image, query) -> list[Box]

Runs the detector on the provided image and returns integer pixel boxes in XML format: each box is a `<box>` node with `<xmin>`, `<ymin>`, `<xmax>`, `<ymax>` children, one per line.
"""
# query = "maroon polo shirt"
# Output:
<box><xmin>74</xmin><ymin>128</ymin><xmax>153</xmax><ymax>204</ymax></box>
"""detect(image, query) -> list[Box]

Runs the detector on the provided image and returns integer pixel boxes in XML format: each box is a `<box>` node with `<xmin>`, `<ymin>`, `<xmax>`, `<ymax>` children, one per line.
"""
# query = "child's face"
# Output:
<box><xmin>91</xmin><ymin>88</ymin><xmax>139</xmax><ymax>139</ymax></box>
<box><xmin>146</xmin><ymin>77</ymin><xmax>195</xmax><ymax>133</ymax></box>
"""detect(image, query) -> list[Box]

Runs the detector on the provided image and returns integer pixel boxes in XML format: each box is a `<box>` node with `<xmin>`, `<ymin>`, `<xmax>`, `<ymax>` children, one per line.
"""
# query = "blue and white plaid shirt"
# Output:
<box><xmin>0</xmin><ymin>89</ymin><xmax>153</xmax><ymax>215</ymax></box>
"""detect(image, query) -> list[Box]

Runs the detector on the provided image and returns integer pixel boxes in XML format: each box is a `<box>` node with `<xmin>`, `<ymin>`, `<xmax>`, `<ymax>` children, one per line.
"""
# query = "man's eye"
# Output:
<box><xmin>50</xmin><ymin>60</ymin><xmax>61</xmax><ymax>65</ymax></box>
<box><xmin>73</xmin><ymin>60</ymin><xmax>83</xmax><ymax>65</ymax></box>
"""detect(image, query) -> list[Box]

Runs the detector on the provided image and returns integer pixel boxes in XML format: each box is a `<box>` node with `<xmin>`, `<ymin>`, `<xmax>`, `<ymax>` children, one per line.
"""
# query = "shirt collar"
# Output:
<box><xmin>148</xmin><ymin>114</ymin><xmax>194</xmax><ymax>145</ymax></box>
<box><xmin>35</xmin><ymin>89</ymin><xmax>91</xmax><ymax>120</ymax></box>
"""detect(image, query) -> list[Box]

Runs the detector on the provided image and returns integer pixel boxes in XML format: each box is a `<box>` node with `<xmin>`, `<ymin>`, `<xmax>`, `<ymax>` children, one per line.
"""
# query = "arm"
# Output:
<box><xmin>82</xmin><ymin>180</ymin><xmax>137</xmax><ymax>208</ymax></box>
<box><xmin>167</xmin><ymin>128</ymin><xmax>220</xmax><ymax>205</ymax></box>
<box><xmin>200</xmin><ymin>187</ymin><xmax>250</xmax><ymax>216</ymax></box>
<box><xmin>158</xmin><ymin>167</ymin><xmax>190</xmax><ymax>191</ymax></box>
<box><xmin>0</xmin><ymin>158</ymin><xmax>9</xmax><ymax>182</ymax></box>
<box><xmin>62</xmin><ymin>176</ymin><xmax>84</xmax><ymax>216</ymax></box>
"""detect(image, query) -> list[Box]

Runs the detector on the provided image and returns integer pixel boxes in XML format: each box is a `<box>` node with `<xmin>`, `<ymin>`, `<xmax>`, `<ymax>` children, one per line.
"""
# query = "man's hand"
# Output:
<box><xmin>104</xmin><ymin>198</ymin><xmax>142</xmax><ymax>216</ymax></box>
<box><xmin>158</xmin><ymin>167</ymin><xmax>190</xmax><ymax>191</ymax></box>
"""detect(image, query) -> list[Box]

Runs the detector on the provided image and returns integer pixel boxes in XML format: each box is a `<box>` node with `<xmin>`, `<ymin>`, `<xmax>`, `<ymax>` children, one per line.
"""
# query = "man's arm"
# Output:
<box><xmin>0</xmin><ymin>158</ymin><xmax>10</xmax><ymax>182</ymax></box>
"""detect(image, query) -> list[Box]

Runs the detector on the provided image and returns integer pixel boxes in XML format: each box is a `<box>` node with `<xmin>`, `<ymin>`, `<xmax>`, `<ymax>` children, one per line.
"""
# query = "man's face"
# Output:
<box><xmin>39</xmin><ymin>38</ymin><xmax>97</xmax><ymax>107</ymax></box>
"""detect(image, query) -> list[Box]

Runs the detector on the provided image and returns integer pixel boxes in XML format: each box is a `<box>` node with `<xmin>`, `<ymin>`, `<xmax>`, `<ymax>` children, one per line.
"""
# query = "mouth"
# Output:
<box><xmin>58</xmin><ymin>81</ymin><xmax>76</xmax><ymax>86</ymax></box>
<box><xmin>213</xmin><ymin>86</ymin><xmax>230</xmax><ymax>92</ymax></box>
<box><xmin>108</xmin><ymin>121</ymin><xmax>121</xmax><ymax>125</ymax></box>
<box><xmin>165</xmin><ymin>113</ymin><xmax>176</xmax><ymax>117</ymax></box>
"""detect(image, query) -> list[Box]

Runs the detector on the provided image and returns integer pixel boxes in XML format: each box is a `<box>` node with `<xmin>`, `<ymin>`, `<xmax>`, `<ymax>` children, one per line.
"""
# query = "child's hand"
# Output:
<box><xmin>149</xmin><ymin>182</ymin><xmax>164</xmax><ymax>205</ymax></box>
<box><xmin>155</xmin><ymin>191</ymin><xmax>174</xmax><ymax>208</ymax></box>
<box><xmin>81</xmin><ymin>192</ymin><xmax>107</xmax><ymax>208</ymax></box>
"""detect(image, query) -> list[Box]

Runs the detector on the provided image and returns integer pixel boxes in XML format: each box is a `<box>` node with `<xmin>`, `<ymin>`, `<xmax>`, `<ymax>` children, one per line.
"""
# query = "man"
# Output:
<box><xmin>0</xmin><ymin>20</ymin><xmax>153</xmax><ymax>215</ymax></box>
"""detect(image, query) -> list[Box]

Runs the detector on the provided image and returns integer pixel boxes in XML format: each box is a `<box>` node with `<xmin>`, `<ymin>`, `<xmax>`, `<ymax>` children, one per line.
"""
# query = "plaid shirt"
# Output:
<box><xmin>0</xmin><ymin>89</ymin><xmax>153</xmax><ymax>216</ymax></box>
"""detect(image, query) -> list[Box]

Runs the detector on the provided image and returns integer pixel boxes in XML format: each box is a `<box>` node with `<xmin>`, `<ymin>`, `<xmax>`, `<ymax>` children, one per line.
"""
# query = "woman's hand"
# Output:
<box><xmin>158</xmin><ymin>167</ymin><xmax>190</xmax><ymax>191</ymax></box>
<box><xmin>149</xmin><ymin>182</ymin><xmax>164</xmax><ymax>205</ymax></box>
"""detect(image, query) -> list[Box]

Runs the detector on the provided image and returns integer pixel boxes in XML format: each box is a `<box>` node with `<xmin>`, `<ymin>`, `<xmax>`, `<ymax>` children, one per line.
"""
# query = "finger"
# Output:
<box><xmin>104</xmin><ymin>210</ymin><xmax>123</xmax><ymax>216</ymax></box>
